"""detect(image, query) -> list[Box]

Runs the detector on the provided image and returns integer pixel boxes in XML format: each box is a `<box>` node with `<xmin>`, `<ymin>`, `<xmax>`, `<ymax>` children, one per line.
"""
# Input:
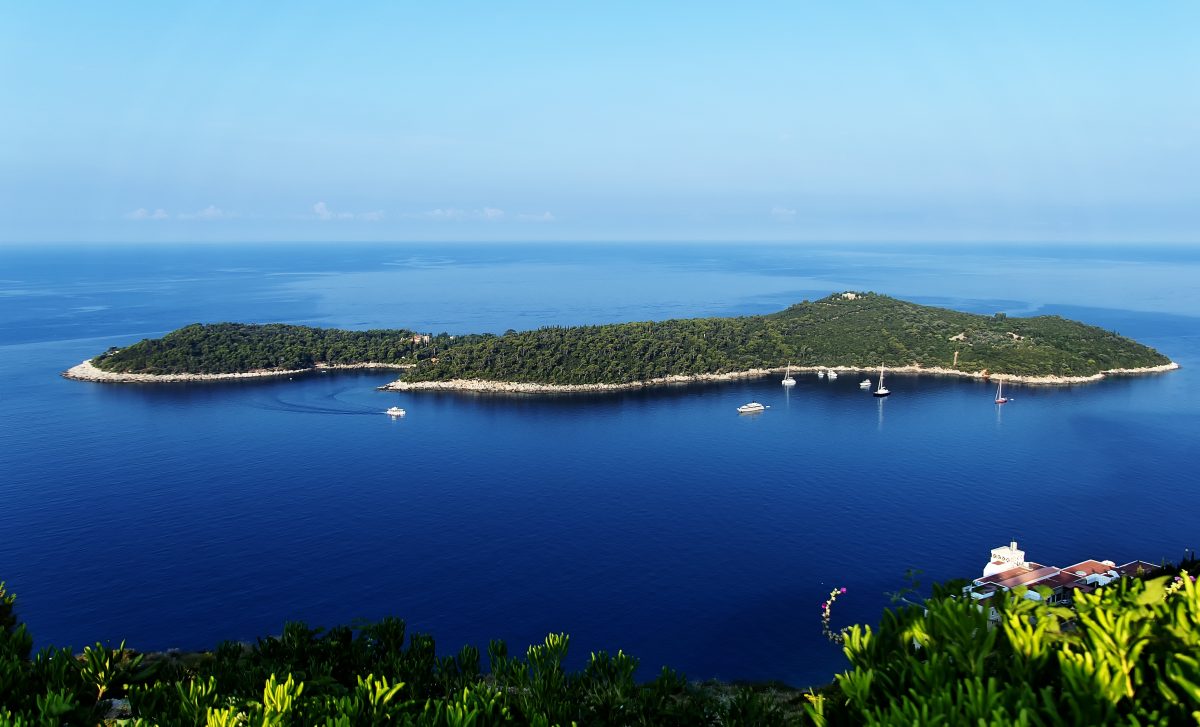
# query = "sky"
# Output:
<box><xmin>1</xmin><ymin>2</ymin><xmax>1198</xmax><ymax>244</ymax></box>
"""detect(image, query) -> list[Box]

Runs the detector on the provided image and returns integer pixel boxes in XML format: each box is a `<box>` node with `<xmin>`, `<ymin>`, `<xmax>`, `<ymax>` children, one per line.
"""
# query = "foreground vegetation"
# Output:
<box><xmin>89</xmin><ymin>294</ymin><xmax>1170</xmax><ymax>381</ymax></box>
<box><xmin>3</xmin><ymin>559</ymin><xmax>1197</xmax><ymax>725</ymax></box>
<box><xmin>0</xmin><ymin>583</ymin><xmax>801</xmax><ymax>726</ymax></box>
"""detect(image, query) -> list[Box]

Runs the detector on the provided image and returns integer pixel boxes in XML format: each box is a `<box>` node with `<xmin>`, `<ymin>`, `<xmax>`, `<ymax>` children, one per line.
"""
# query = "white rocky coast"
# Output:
<box><xmin>63</xmin><ymin>358</ymin><xmax>1178</xmax><ymax>389</ymax></box>
<box><xmin>379</xmin><ymin>362</ymin><xmax>1181</xmax><ymax>394</ymax></box>
<box><xmin>62</xmin><ymin>359</ymin><xmax>410</xmax><ymax>383</ymax></box>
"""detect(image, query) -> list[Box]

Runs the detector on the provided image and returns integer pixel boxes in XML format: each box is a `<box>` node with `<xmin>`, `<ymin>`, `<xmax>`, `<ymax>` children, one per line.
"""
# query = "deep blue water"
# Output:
<box><xmin>1</xmin><ymin>242</ymin><xmax>1198</xmax><ymax>687</ymax></box>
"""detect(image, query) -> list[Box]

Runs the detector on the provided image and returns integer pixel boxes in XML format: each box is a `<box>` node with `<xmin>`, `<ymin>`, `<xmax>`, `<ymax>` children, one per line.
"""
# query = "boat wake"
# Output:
<box><xmin>251</xmin><ymin>390</ymin><xmax>388</xmax><ymax>416</ymax></box>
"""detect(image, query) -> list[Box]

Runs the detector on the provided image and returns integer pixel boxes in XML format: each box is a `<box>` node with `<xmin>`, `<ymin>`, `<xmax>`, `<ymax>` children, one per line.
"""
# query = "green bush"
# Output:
<box><xmin>0</xmin><ymin>584</ymin><xmax>796</xmax><ymax>725</ymax></box>
<box><xmin>810</xmin><ymin>568</ymin><xmax>1200</xmax><ymax>725</ymax></box>
<box><xmin>3</xmin><ymin>566</ymin><xmax>1196</xmax><ymax>725</ymax></box>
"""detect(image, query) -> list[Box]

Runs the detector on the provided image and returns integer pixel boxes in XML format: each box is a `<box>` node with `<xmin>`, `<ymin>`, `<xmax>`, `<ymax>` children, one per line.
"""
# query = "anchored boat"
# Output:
<box><xmin>782</xmin><ymin>363</ymin><xmax>796</xmax><ymax>387</ymax></box>
<box><xmin>873</xmin><ymin>365</ymin><xmax>890</xmax><ymax>397</ymax></box>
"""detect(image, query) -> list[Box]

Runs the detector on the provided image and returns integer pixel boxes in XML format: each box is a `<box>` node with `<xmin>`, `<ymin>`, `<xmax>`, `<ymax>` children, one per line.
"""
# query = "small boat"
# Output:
<box><xmin>827</xmin><ymin>370</ymin><xmax>838</xmax><ymax>380</ymax></box>
<box><xmin>873</xmin><ymin>365</ymin><xmax>890</xmax><ymax>397</ymax></box>
<box><xmin>781</xmin><ymin>363</ymin><xmax>796</xmax><ymax>387</ymax></box>
<box><xmin>995</xmin><ymin>380</ymin><xmax>1008</xmax><ymax>405</ymax></box>
<box><xmin>737</xmin><ymin>402</ymin><xmax>767</xmax><ymax>414</ymax></box>
<box><xmin>859</xmin><ymin>379</ymin><xmax>872</xmax><ymax>389</ymax></box>
<box><xmin>817</xmin><ymin>369</ymin><xmax>826</xmax><ymax>379</ymax></box>
<box><xmin>386</xmin><ymin>406</ymin><xmax>406</xmax><ymax>417</ymax></box>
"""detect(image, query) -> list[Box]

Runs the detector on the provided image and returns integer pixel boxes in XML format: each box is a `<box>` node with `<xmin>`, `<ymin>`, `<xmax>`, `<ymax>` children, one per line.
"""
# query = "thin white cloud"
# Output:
<box><xmin>771</xmin><ymin>206</ymin><xmax>797</xmax><ymax>222</ymax></box>
<box><xmin>314</xmin><ymin>201</ymin><xmax>384</xmax><ymax>221</ymax></box>
<box><xmin>178</xmin><ymin>205</ymin><xmax>228</xmax><ymax>220</ymax></box>
<box><xmin>124</xmin><ymin>208</ymin><xmax>169</xmax><ymax>220</ymax></box>
<box><xmin>517</xmin><ymin>211</ymin><xmax>556</xmax><ymax>222</ymax></box>
<box><xmin>424</xmin><ymin>208</ymin><xmax>466</xmax><ymax>220</ymax></box>
<box><xmin>421</xmin><ymin>207</ymin><xmax>508</xmax><ymax>221</ymax></box>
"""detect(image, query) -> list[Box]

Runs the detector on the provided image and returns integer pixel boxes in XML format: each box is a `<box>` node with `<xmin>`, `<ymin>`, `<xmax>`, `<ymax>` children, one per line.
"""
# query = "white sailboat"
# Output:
<box><xmin>782</xmin><ymin>363</ymin><xmax>796</xmax><ymax>387</ymax></box>
<box><xmin>872</xmin><ymin>364</ymin><xmax>890</xmax><ymax>397</ymax></box>
<box><xmin>995</xmin><ymin>379</ymin><xmax>1008</xmax><ymax>405</ymax></box>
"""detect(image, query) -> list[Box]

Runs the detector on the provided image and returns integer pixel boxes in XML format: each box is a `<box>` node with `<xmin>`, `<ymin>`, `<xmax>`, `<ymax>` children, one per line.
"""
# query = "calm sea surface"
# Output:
<box><xmin>1</xmin><ymin>242</ymin><xmax>1198</xmax><ymax>687</ymax></box>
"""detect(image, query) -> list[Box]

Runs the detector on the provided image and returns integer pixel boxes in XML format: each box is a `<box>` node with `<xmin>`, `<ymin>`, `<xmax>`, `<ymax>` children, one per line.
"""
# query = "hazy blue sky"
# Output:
<box><xmin>2</xmin><ymin>2</ymin><xmax>1198</xmax><ymax>243</ymax></box>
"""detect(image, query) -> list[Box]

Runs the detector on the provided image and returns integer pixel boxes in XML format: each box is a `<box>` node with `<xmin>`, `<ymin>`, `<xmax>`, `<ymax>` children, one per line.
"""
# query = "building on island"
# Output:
<box><xmin>964</xmin><ymin>541</ymin><xmax>1158</xmax><ymax>621</ymax></box>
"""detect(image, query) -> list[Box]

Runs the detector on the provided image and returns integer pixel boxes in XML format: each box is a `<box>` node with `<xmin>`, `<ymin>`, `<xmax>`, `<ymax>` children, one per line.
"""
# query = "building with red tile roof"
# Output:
<box><xmin>964</xmin><ymin>542</ymin><xmax>1160</xmax><ymax>621</ymax></box>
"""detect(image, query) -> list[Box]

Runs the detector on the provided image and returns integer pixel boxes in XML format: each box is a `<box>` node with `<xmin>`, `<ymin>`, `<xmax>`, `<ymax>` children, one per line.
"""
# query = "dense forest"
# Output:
<box><xmin>90</xmin><ymin>294</ymin><xmax>1171</xmax><ymax>381</ymax></box>
<box><xmin>91</xmin><ymin>324</ymin><xmax>486</xmax><ymax>375</ymax></box>
<box><xmin>2</xmin><ymin>559</ymin><xmax>1196</xmax><ymax>725</ymax></box>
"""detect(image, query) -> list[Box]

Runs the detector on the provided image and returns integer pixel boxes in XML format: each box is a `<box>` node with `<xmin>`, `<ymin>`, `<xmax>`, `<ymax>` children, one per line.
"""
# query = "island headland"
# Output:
<box><xmin>66</xmin><ymin>293</ymin><xmax>1177</xmax><ymax>390</ymax></box>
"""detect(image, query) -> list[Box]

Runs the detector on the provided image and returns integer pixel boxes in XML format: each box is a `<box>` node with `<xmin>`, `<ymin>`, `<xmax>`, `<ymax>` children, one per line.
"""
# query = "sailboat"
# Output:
<box><xmin>995</xmin><ymin>379</ymin><xmax>1008</xmax><ymax>405</ymax></box>
<box><xmin>781</xmin><ymin>363</ymin><xmax>796</xmax><ymax>387</ymax></box>
<box><xmin>872</xmin><ymin>364</ymin><xmax>890</xmax><ymax>397</ymax></box>
<box><xmin>827</xmin><ymin>369</ymin><xmax>838</xmax><ymax>380</ymax></box>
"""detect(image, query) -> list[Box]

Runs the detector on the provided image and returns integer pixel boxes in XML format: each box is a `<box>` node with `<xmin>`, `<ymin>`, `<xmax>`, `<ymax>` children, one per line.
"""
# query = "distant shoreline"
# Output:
<box><xmin>62</xmin><ymin>359</ymin><xmax>411</xmax><ymax>383</ymax></box>
<box><xmin>380</xmin><ymin>362</ymin><xmax>1181</xmax><ymax>394</ymax></box>
<box><xmin>63</xmin><ymin>359</ymin><xmax>1179</xmax><ymax>389</ymax></box>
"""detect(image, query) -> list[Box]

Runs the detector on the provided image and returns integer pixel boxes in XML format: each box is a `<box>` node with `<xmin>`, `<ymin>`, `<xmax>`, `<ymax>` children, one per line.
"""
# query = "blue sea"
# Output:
<box><xmin>1</xmin><ymin>242</ymin><xmax>1198</xmax><ymax>687</ymax></box>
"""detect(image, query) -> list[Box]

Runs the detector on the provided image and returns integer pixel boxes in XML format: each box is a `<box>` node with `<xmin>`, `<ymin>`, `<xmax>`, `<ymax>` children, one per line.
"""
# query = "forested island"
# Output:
<box><xmin>67</xmin><ymin>293</ymin><xmax>1175</xmax><ymax>387</ymax></box>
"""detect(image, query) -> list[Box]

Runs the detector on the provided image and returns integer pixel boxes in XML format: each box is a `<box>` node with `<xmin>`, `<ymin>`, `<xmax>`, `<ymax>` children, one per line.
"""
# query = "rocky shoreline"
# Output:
<box><xmin>63</xmin><ymin>358</ymin><xmax>1179</xmax><ymax>390</ymax></box>
<box><xmin>62</xmin><ymin>359</ymin><xmax>411</xmax><ymax>383</ymax></box>
<box><xmin>379</xmin><ymin>362</ymin><xmax>1181</xmax><ymax>394</ymax></box>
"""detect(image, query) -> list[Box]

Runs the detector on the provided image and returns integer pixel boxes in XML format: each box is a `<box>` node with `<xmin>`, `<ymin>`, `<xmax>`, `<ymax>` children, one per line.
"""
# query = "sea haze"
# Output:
<box><xmin>1</xmin><ymin>242</ymin><xmax>1197</xmax><ymax>687</ymax></box>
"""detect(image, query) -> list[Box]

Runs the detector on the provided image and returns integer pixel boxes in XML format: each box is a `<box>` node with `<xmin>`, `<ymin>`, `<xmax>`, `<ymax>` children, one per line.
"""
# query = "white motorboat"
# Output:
<box><xmin>827</xmin><ymin>370</ymin><xmax>838</xmax><ymax>380</ymax></box>
<box><xmin>859</xmin><ymin>379</ymin><xmax>872</xmax><ymax>389</ymax></box>
<box><xmin>873</xmin><ymin>365</ymin><xmax>890</xmax><ymax>397</ymax></box>
<box><xmin>781</xmin><ymin>363</ymin><xmax>796</xmax><ymax>387</ymax></box>
<box><xmin>817</xmin><ymin>369</ymin><xmax>826</xmax><ymax>379</ymax></box>
<box><xmin>737</xmin><ymin>402</ymin><xmax>767</xmax><ymax>414</ymax></box>
<box><xmin>386</xmin><ymin>406</ymin><xmax>406</xmax><ymax>417</ymax></box>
